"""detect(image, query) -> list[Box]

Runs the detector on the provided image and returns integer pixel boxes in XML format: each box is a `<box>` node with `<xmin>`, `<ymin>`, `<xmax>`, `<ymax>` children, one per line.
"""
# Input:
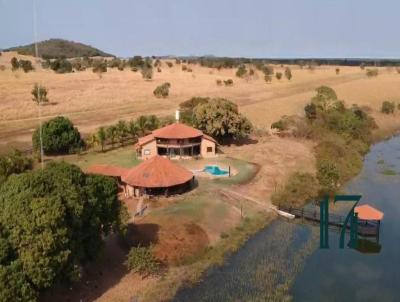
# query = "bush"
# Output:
<box><xmin>92</xmin><ymin>60</ymin><xmax>107</xmax><ymax>73</ymax></box>
<box><xmin>0</xmin><ymin>65</ymin><xmax>5</xmax><ymax>71</ymax></box>
<box><xmin>10</xmin><ymin>57</ymin><xmax>19</xmax><ymax>70</ymax></box>
<box><xmin>32</xmin><ymin>116</ymin><xmax>83</xmax><ymax>155</ymax></box>
<box><xmin>366</xmin><ymin>68</ymin><xmax>378</xmax><ymax>77</ymax></box>
<box><xmin>335</xmin><ymin>68</ymin><xmax>340</xmax><ymax>75</ymax></box>
<box><xmin>381</xmin><ymin>101</ymin><xmax>395</xmax><ymax>114</ymax></box>
<box><xmin>284</xmin><ymin>67</ymin><xmax>292</xmax><ymax>80</ymax></box>
<box><xmin>224</xmin><ymin>79</ymin><xmax>233</xmax><ymax>86</ymax></box>
<box><xmin>316</xmin><ymin>158</ymin><xmax>340</xmax><ymax>192</ymax></box>
<box><xmin>216</xmin><ymin>79</ymin><xmax>222</xmax><ymax>86</ymax></box>
<box><xmin>182</xmin><ymin>65</ymin><xmax>188</xmax><ymax>71</ymax></box>
<box><xmin>141</xmin><ymin>66</ymin><xmax>153</xmax><ymax>80</ymax></box>
<box><xmin>275</xmin><ymin>72</ymin><xmax>282</xmax><ymax>80</ymax></box>
<box><xmin>31</xmin><ymin>83</ymin><xmax>49</xmax><ymax>105</ymax></box>
<box><xmin>19</xmin><ymin>60</ymin><xmax>34</xmax><ymax>73</ymax></box>
<box><xmin>264</xmin><ymin>74</ymin><xmax>272</xmax><ymax>83</ymax></box>
<box><xmin>153</xmin><ymin>82</ymin><xmax>171</xmax><ymax>98</ymax></box>
<box><xmin>0</xmin><ymin>150</ymin><xmax>32</xmax><ymax>186</ymax></box>
<box><xmin>125</xmin><ymin>245</ymin><xmax>160</xmax><ymax>276</ymax></box>
<box><xmin>157</xmin><ymin>67</ymin><xmax>162</xmax><ymax>72</ymax></box>
<box><xmin>50</xmin><ymin>58</ymin><xmax>72</xmax><ymax>73</ymax></box>
<box><xmin>166</xmin><ymin>62</ymin><xmax>173</xmax><ymax>68</ymax></box>
<box><xmin>236</xmin><ymin>64</ymin><xmax>247</xmax><ymax>78</ymax></box>
<box><xmin>271</xmin><ymin>172</ymin><xmax>319</xmax><ymax>207</ymax></box>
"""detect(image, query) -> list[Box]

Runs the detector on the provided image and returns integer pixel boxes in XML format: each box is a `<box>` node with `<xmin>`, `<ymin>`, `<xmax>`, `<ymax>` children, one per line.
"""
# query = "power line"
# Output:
<box><xmin>32</xmin><ymin>0</ymin><xmax>44</xmax><ymax>169</ymax></box>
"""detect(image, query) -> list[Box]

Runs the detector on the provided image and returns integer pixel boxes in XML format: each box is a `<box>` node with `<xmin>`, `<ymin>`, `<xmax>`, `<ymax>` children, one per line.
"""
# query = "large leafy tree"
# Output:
<box><xmin>0</xmin><ymin>150</ymin><xmax>32</xmax><ymax>186</ymax></box>
<box><xmin>32</xmin><ymin>116</ymin><xmax>83</xmax><ymax>155</ymax></box>
<box><xmin>0</xmin><ymin>162</ymin><xmax>127</xmax><ymax>300</ymax></box>
<box><xmin>193</xmin><ymin>98</ymin><xmax>252</xmax><ymax>142</ymax></box>
<box><xmin>179</xmin><ymin>97</ymin><xmax>210</xmax><ymax>125</ymax></box>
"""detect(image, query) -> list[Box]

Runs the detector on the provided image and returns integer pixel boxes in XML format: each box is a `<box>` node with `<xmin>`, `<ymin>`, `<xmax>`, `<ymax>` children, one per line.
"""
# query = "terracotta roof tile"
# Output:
<box><xmin>152</xmin><ymin>123</ymin><xmax>203</xmax><ymax>139</ymax></box>
<box><xmin>122</xmin><ymin>155</ymin><xmax>193</xmax><ymax>188</ymax></box>
<box><xmin>355</xmin><ymin>204</ymin><xmax>384</xmax><ymax>220</ymax></box>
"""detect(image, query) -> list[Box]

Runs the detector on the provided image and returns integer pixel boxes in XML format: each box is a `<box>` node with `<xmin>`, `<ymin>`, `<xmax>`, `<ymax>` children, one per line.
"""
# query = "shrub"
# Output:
<box><xmin>304</xmin><ymin>103</ymin><xmax>317</xmax><ymax>122</ymax></box>
<box><xmin>216</xmin><ymin>79</ymin><xmax>222</xmax><ymax>86</ymax></box>
<box><xmin>125</xmin><ymin>245</ymin><xmax>160</xmax><ymax>276</ymax></box>
<box><xmin>271</xmin><ymin>172</ymin><xmax>319</xmax><ymax>207</ymax></box>
<box><xmin>0</xmin><ymin>150</ymin><xmax>32</xmax><ymax>186</ymax></box>
<box><xmin>92</xmin><ymin>60</ymin><xmax>107</xmax><ymax>73</ymax></box>
<box><xmin>153</xmin><ymin>82</ymin><xmax>171</xmax><ymax>98</ymax></box>
<box><xmin>284</xmin><ymin>67</ymin><xmax>292</xmax><ymax>80</ymax></box>
<box><xmin>50</xmin><ymin>58</ymin><xmax>72</xmax><ymax>73</ymax></box>
<box><xmin>19</xmin><ymin>60</ymin><xmax>34</xmax><ymax>73</ymax></box>
<box><xmin>32</xmin><ymin>116</ymin><xmax>83</xmax><ymax>155</ymax></box>
<box><xmin>141</xmin><ymin>66</ymin><xmax>153</xmax><ymax>80</ymax></box>
<box><xmin>335</xmin><ymin>68</ymin><xmax>340</xmax><ymax>75</ymax></box>
<box><xmin>182</xmin><ymin>65</ymin><xmax>188</xmax><ymax>71</ymax></box>
<box><xmin>0</xmin><ymin>65</ymin><xmax>6</xmax><ymax>71</ymax></box>
<box><xmin>157</xmin><ymin>67</ymin><xmax>162</xmax><ymax>72</ymax></box>
<box><xmin>224</xmin><ymin>79</ymin><xmax>233</xmax><ymax>86</ymax></box>
<box><xmin>236</xmin><ymin>64</ymin><xmax>247</xmax><ymax>78</ymax></box>
<box><xmin>175</xmin><ymin>58</ymin><xmax>181</xmax><ymax>64</ymax></box>
<box><xmin>166</xmin><ymin>62</ymin><xmax>173</xmax><ymax>68</ymax></box>
<box><xmin>31</xmin><ymin>83</ymin><xmax>49</xmax><ymax>105</ymax></box>
<box><xmin>264</xmin><ymin>74</ymin><xmax>272</xmax><ymax>83</ymax></box>
<box><xmin>381</xmin><ymin>101</ymin><xmax>395</xmax><ymax>114</ymax></box>
<box><xmin>275</xmin><ymin>72</ymin><xmax>282</xmax><ymax>80</ymax></box>
<box><xmin>316</xmin><ymin>158</ymin><xmax>340</xmax><ymax>192</ymax></box>
<box><xmin>10</xmin><ymin>57</ymin><xmax>19</xmax><ymax>70</ymax></box>
<box><xmin>366</xmin><ymin>68</ymin><xmax>378</xmax><ymax>77</ymax></box>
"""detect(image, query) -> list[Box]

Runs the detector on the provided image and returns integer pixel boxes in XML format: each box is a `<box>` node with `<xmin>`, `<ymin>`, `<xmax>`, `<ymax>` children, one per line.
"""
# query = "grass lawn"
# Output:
<box><xmin>53</xmin><ymin>145</ymin><xmax>141</xmax><ymax>169</ymax></box>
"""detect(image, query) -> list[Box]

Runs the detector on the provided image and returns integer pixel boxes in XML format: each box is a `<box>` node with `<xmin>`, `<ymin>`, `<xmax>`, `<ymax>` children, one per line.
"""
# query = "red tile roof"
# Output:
<box><xmin>355</xmin><ymin>204</ymin><xmax>384</xmax><ymax>220</ymax></box>
<box><xmin>85</xmin><ymin>165</ymin><xmax>129</xmax><ymax>177</ymax></box>
<box><xmin>121</xmin><ymin>155</ymin><xmax>193</xmax><ymax>188</ymax></box>
<box><xmin>136</xmin><ymin>133</ymin><xmax>155</xmax><ymax>147</ymax></box>
<box><xmin>152</xmin><ymin>123</ymin><xmax>203</xmax><ymax>139</ymax></box>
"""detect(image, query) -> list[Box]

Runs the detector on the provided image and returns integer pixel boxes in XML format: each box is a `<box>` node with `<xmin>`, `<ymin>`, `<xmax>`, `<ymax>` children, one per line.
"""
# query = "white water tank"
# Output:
<box><xmin>175</xmin><ymin>110</ymin><xmax>180</xmax><ymax>122</ymax></box>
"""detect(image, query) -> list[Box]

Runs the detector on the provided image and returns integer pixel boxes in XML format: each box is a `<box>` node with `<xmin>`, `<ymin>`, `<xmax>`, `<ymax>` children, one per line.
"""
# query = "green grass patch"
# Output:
<box><xmin>382</xmin><ymin>169</ymin><xmax>397</xmax><ymax>176</ymax></box>
<box><xmin>58</xmin><ymin>146</ymin><xmax>141</xmax><ymax>169</ymax></box>
<box><xmin>377</xmin><ymin>159</ymin><xmax>385</xmax><ymax>165</ymax></box>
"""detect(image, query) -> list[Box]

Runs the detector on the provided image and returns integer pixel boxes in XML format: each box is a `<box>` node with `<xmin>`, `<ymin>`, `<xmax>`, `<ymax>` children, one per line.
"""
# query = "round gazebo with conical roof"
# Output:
<box><xmin>122</xmin><ymin>155</ymin><xmax>194</xmax><ymax>197</ymax></box>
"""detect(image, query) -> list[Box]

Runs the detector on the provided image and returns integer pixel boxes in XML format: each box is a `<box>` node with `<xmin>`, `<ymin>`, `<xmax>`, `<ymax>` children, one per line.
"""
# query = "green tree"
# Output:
<box><xmin>32</xmin><ymin>116</ymin><xmax>83</xmax><ymax>155</ymax></box>
<box><xmin>284</xmin><ymin>67</ymin><xmax>292</xmax><ymax>80</ymax></box>
<box><xmin>97</xmin><ymin>127</ymin><xmax>107</xmax><ymax>152</ymax></box>
<box><xmin>106</xmin><ymin>125</ymin><xmax>118</xmax><ymax>148</ymax></box>
<box><xmin>50</xmin><ymin>58</ymin><xmax>72</xmax><ymax>73</ymax></box>
<box><xmin>317</xmin><ymin>158</ymin><xmax>340</xmax><ymax>192</ymax></box>
<box><xmin>193</xmin><ymin>98</ymin><xmax>252</xmax><ymax>142</ymax></box>
<box><xmin>275</xmin><ymin>72</ymin><xmax>282</xmax><ymax>80</ymax></box>
<box><xmin>141</xmin><ymin>66</ymin><xmax>153</xmax><ymax>80</ymax></box>
<box><xmin>0</xmin><ymin>162</ymin><xmax>127</xmax><ymax>299</ymax></box>
<box><xmin>0</xmin><ymin>150</ymin><xmax>32</xmax><ymax>186</ymax></box>
<box><xmin>10</xmin><ymin>57</ymin><xmax>19</xmax><ymax>71</ymax></box>
<box><xmin>127</xmin><ymin>120</ymin><xmax>139</xmax><ymax>139</ymax></box>
<box><xmin>179</xmin><ymin>97</ymin><xmax>210</xmax><ymax>125</ymax></box>
<box><xmin>92</xmin><ymin>60</ymin><xmax>107</xmax><ymax>74</ymax></box>
<box><xmin>31</xmin><ymin>83</ymin><xmax>49</xmax><ymax>105</ymax></box>
<box><xmin>116</xmin><ymin>120</ymin><xmax>128</xmax><ymax>146</ymax></box>
<box><xmin>311</xmin><ymin>86</ymin><xmax>338</xmax><ymax>111</ymax></box>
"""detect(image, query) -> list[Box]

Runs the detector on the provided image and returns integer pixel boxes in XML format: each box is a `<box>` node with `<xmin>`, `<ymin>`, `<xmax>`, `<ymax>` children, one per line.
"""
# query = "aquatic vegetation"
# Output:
<box><xmin>382</xmin><ymin>169</ymin><xmax>397</xmax><ymax>176</ymax></box>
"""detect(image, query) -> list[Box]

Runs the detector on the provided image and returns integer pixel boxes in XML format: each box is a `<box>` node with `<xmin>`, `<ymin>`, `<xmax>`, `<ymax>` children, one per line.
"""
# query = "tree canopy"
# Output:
<box><xmin>32</xmin><ymin>116</ymin><xmax>83</xmax><ymax>155</ymax></box>
<box><xmin>0</xmin><ymin>162</ymin><xmax>126</xmax><ymax>301</ymax></box>
<box><xmin>193</xmin><ymin>98</ymin><xmax>252</xmax><ymax>142</ymax></box>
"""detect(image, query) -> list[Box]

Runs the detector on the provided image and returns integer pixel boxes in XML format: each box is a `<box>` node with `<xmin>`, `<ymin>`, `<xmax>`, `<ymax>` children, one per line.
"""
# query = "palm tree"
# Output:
<box><xmin>97</xmin><ymin>127</ymin><xmax>107</xmax><ymax>152</ymax></box>
<box><xmin>128</xmin><ymin>120</ymin><xmax>139</xmax><ymax>139</ymax></box>
<box><xmin>116</xmin><ymin>120</ymin><xmax>128</xmax><ymax>146</ymax></box>
<box><xmin>136</xmin><ymin>115</ymin><xmax>148</xmax><ymax>136</ymax></box>
<box><xmin>86</xmin><ymin>133</ymin><xmax>98</xmax><ymax>150</ymax></box>
<box><xmin>106</xmin><ymin>125</ymin><xmax>117</xmax><ymax>149</ymax></box>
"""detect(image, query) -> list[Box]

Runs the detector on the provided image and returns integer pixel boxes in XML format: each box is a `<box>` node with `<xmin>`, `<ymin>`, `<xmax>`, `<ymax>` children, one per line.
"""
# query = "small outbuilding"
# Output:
<box><xmin>122</xmin><ymin>155</ymin><xmax>194</xmax><ymax>197</ymax></box>
<box><xmin>86</xmin><ymin>156</ymin><xmax>194</xmax><ymax>198</ymax></box>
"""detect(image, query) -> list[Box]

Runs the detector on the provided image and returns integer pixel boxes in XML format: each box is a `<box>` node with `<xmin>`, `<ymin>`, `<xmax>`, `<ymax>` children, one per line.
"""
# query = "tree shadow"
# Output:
<box><xmin>40</xmin><ymin>223</ymin><xmax>161</xmax><ymax>302</ymax></box>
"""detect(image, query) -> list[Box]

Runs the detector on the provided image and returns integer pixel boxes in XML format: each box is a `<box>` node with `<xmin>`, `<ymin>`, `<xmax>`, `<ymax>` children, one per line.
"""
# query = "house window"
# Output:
<box><xmin>144</xmin><ymin>149</ymin><xmax>151</xmax><ymax>155</ymax></box>
<box><xmin>207</xmin><ymin>147</ymin><xmax>213</xmax><ymax>153</ymax></box>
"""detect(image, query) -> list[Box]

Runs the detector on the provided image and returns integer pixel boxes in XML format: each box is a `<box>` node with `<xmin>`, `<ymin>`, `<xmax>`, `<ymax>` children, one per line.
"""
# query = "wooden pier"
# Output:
<box><xmin>277</xmin><ymin>205</ymin><xmax>380</xmax><ymax>237</ymax></box>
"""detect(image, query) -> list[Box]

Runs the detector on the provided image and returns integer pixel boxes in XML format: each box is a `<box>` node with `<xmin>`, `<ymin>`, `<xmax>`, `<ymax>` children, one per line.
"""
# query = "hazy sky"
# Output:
<box><xmin>1</xmin><ymin>0</ymin><xmax>399</xmax><ymax>58</ymax></box>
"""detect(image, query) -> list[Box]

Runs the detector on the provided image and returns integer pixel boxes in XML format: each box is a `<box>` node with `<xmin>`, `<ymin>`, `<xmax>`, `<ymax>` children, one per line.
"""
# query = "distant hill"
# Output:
<box><xmin>6</xmin><ymin>39</ymin><xmax>113</xmax><ymax>59</ymax></box>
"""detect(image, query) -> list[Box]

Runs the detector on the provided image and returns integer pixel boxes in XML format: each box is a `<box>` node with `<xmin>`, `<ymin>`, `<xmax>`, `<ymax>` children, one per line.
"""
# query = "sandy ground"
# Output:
<box><xmin>1</xmin><ymin>51</ymin><xmax>400</xmax><ymax>151</ymax></box>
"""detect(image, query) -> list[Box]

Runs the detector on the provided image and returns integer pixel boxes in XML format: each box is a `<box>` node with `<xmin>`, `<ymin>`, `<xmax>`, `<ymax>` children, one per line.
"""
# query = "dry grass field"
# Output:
<box><xmin>1</xmin><ymin>51</ymin><xmax>400</xmax><ymax>152</ymax></box>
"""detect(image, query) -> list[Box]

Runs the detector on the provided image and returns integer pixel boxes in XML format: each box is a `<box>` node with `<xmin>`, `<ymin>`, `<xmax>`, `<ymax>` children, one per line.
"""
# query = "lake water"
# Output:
<box><xmin>174</xmin><ymin>136</ymin><xmax>400</xmax><ymax>302</ymax></box>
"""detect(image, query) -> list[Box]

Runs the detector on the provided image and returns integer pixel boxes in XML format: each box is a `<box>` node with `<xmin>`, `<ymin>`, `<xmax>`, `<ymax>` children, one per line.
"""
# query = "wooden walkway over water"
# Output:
<box><xmin>277</xmin><ymin>205</ymin><xmax>379</xmax><ymax>237</ymax></box>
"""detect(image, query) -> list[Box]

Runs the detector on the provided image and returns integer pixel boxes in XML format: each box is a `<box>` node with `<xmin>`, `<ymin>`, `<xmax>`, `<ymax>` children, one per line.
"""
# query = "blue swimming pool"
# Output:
<box><xmin>203</xmin><ymin>165</ymin><xmax>229</xmax><ymax>176</ymax></box>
